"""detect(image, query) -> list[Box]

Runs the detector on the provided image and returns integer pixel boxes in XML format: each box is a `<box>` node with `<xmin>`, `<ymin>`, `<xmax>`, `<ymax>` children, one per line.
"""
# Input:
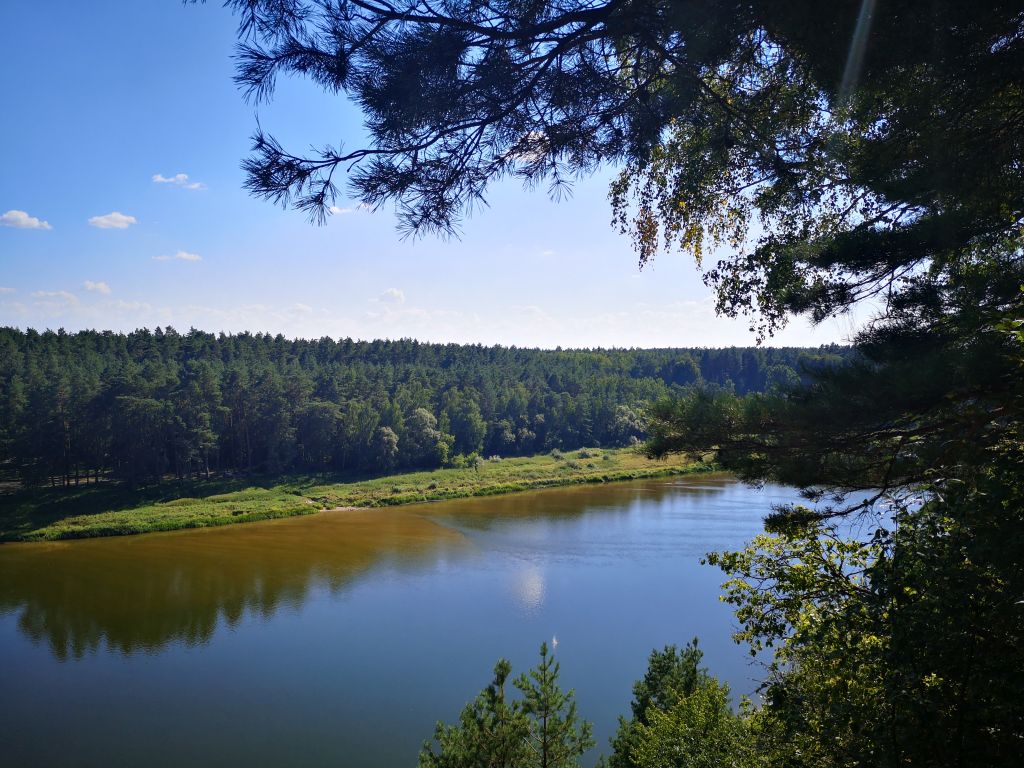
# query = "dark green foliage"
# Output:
<box><xmin>420</xmin><ymin>643</ymin><xmax>593</xmax><ymax>768</ymax></box>
<box><xmin>645</xmin><ymin>263</ymin><xmax>1024</xmax><ymax>767</ymax></box>
<box><xmin>0</xmin><ymin>326</ymin><xmax>842</xmax><ymax>486</ymax></box>
<box><xmin>211</xmin><ymin>1</ymin><xmax>1022</xmax><ymax>337</ymax></box>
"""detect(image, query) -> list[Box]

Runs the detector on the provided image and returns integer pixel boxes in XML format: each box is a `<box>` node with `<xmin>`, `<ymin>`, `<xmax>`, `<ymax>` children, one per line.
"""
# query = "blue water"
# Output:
<box><xmin>0</xmin><ymin>475</ymin><xmax>806</xmax><ymax>767</ymax></box>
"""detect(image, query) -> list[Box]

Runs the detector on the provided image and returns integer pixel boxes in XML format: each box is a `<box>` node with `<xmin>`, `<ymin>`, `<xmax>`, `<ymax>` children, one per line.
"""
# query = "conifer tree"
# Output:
<box><xmin>420</xmin><ymin>643</ymin><xmax>593</xmax><ymax>768</ymax></box>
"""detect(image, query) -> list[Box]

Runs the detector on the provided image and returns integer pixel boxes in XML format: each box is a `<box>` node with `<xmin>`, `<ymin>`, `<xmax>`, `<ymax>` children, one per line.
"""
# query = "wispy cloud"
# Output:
<box><xmin>152</xmin><ymin>172</ymin><xmax>205</xmax><ymax>190</ymax></box>
<box><xmin>31</xmin><ymin>290</ymin><xmax>79</xmax><ymax>305</ymax></box>
<box><xmin>1</xmin><ymin>210</ymin><xmax>52</xmax><ymax>230</ymax></box>
<box><xmin>153</xmin><ymin>250</ymin><xmax>202</xmax><ymax>262</ymax></box>
<box><xmin>0</xmin><ymin>286</ymin><xmax>15</xmax><ymax>294</ymax></box>
<box><xmin>88</xmin><ymin>211</ymin><xmax>136</xmax><ymax>229</ymax></box>
<box><xmin>378</xmin><ymin>288</ymin><xmax>406</xmax><ymax>304</ymax></box>
<box><xmin>84</xmin><ymin>280</ymin><xmax>112</xmax><ymax>295</ymax></box>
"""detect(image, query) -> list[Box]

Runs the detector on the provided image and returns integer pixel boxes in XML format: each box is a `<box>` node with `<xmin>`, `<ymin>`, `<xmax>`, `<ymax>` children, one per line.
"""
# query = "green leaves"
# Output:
<box><xmin>420</xmin><ymin>643</ymin><xmax>593</xmax><ymax>768</ymax></box>
<box><xmin>606</xmin><ymin>641</ymin><xmax>759</xmax><ymax>768</ymax></box>
<box><xmin>704</xmin><ymin>475</ymin><xmax>1024</xmax><ymax>768</ymax></box>
<box><xmin>420</xmin><ymin>658</ymin><xmax>532</xmax><ymax>768</ymax></box>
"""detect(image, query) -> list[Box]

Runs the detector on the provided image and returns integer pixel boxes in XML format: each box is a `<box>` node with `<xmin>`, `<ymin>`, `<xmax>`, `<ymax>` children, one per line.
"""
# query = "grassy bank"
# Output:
<box><xmin>0</xmin><ymin>449</ymin><xmax>711</xmax><ymax>542</ymax></box>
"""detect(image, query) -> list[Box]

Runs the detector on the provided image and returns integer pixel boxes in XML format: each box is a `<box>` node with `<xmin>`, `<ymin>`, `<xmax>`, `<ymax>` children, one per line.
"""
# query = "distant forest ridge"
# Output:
<box><xmin>0</xmin><ymin>327</ymin><xmax>851</xmax><ymax>485</ymax></box>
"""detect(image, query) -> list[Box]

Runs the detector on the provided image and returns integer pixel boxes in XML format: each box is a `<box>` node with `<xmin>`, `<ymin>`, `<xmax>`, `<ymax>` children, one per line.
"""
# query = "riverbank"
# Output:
<box><xmin>0</xmin><ymin>449</ymin><xmax>711</xmax><ymax>542</ymax></box>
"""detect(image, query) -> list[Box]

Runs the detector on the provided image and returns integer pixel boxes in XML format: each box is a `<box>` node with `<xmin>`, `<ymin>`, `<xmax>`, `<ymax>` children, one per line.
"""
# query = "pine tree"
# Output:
<box><xmin>420</xmin><ymin>644</ymin><xmax>593</xmax><ymax>768</ymax></box>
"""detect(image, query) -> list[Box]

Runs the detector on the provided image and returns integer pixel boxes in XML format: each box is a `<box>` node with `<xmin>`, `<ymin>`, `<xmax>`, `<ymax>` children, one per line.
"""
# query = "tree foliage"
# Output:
<box><xmin>646</xmin><ymin>307</ymin><xmax>1024</xmax><ymax>767</ymax></box>
<box><xmin>420</xmin><ymin>643</ymin><xmax>593</xmax><ymax>768</ymax></box>
<box><xmin>209</xmin><ymin>1</ymin><xmax>1024</xmax><ymax>337</ymax></box>
<box><xmin>607</xmin><ymin>641</ymin><xmax>758</xmax><ymax>768</ymax></box>
<box><xmin>0</xmin><ymin>326</ymin><xmax>839</xmax><ymax>486</ymax></box>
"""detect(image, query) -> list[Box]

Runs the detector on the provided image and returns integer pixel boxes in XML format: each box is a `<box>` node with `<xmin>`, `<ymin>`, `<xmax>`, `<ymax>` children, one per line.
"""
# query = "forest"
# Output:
<box><xmin>0</xmin><ymin>326</ymin><xmax>846</xmax><ymax>486</ymax></box>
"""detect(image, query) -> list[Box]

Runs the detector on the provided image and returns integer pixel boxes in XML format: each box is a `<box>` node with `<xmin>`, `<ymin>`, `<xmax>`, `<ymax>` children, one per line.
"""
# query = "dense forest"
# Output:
<box><xmin>0</xmin><ymin>326</ymin><xmax>847</xmax><ymax>486</ymax></box>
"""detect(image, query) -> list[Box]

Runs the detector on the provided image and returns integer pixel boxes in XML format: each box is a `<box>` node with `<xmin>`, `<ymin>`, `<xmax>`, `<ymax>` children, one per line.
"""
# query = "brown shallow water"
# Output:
<box><xmin>0</xmin><ymin>475</ymin><xmax>806</xmax><ymax>767</ymax></box>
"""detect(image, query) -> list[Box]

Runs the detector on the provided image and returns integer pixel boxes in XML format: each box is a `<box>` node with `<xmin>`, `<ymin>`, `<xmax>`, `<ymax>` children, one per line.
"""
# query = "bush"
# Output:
<box><xmin>577</xmin><ymin>448</ymin><xmax>596</xmax><ymax>459</ymax></box>
<box><xmin>550</xmin><ymin>449</ymin><xmax>564</xmax><ymax>460</ymax></box>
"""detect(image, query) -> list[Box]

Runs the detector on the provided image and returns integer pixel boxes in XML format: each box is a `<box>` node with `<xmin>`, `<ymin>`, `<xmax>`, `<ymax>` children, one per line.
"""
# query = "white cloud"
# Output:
<box><xmin>31</xmin><ymin>290</ymin><xmax>79</xmax><ymax>305</ymax></box>
<box><xmin>378</xmin><ymin>288</ymin><xmax>406</xmax><ymax>304</ymax></box>
<box><xmin>152</xmin><ymin>173</ymin><xmax>205</xmax><ymax>190</ymax></box>
<box><xmin>84</xmin><ymin>280</ymin><xmax>112</xmax><ymax>295</ymax></box>
<box><xmin>329</xmin><ymin>203</ymin><xmax>373</xmax><ymax>215</ymax></box>
<box><xmin>153</xmin><ymin>250</ymin><xmax>202</xmax><ymax>262</ymax></box>
<box><xmin>88</xmin><ymin>211</ymin><xmax>136</xmax><ymax>229</ymax></box>
<box><xmin>1</xmin><ymin>210</ymin><xmax>52</xmax><ymax>230</ymax></box>
<box><xmin>0</xmin><ymin>286</ymin><xmax>15</xmax><ymax>294</ymax></box>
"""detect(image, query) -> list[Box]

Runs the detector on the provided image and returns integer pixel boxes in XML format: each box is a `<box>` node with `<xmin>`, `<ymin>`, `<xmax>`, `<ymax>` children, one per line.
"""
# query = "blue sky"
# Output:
<box><xmin>0</xmin><ymin>2</ymin><xmax>862</xmax><ymax>348</ymax></box>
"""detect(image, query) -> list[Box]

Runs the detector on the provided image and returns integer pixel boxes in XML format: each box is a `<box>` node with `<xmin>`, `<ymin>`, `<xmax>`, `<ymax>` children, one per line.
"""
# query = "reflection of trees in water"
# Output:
<box><xmin>432</xmin><ymin>475</ymin><xmax>730</xmax><ymax>530</ymax></box>
<box><xmin>0</xmin><ymin>477</ymin><xmax>731</xmax><ymax>661</ymax></box>
<box><xmin>0</xmin><ymin>511</ymin><xmax>467</xmax><ymax>660</ymax></box>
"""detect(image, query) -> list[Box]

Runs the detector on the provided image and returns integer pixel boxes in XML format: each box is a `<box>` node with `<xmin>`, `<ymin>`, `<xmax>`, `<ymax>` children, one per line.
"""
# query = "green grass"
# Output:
<box><xmin>0</xmin><ymin>448</ymin><xmax>711</xmax><ymax>542</ymax></box>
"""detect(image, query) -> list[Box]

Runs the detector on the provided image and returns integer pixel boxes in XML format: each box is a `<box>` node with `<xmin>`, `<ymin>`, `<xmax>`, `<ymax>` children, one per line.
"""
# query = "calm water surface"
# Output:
<box><xmin>0</xmin><ymin>475</ymin><xmax>805</xmax><ymax>767</ymax></box>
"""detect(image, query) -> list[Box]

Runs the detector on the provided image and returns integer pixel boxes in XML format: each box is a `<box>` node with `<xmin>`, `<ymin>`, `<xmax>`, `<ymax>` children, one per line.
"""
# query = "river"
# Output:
<box><xmin>0</xmin><ymin>475</ymin><xmax>806</xmax><ymax>767</ymax></box>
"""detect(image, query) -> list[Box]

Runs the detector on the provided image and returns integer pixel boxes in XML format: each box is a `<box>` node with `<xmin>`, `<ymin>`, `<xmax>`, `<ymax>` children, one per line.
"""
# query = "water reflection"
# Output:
<box><xmin>0</xmin><ymin>477</ymin><xmax>741</xmax><ymax>661</ymax></box>
<box><xmin>0</xmin><ymin>509</ymin><xmax>473</xmax><ymax>659</ymax></box>
<box><xmin>510</xmin><ymin>565</ymin><xmax>546</xmax><ymax>615</ymax></box>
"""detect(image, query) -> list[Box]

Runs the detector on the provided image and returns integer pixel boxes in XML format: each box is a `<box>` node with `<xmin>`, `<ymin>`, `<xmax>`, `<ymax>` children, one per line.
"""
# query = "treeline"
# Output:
<box><xmin>0</xmin><ymin>327</ymin><xmax>849</xmax><ymax>485</ymax></box>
